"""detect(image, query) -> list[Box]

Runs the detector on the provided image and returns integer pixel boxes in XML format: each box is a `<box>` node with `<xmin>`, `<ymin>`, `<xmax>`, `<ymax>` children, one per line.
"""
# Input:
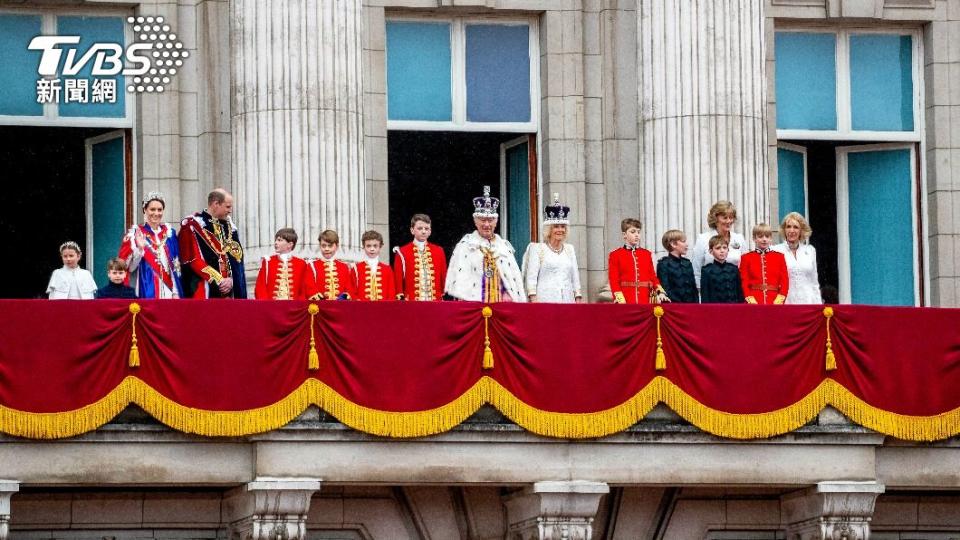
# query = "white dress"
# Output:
<box><xmin>691</xmin><ymin>229</ymin><xmax>747</xmax><ymax>288</ymax></box>
<box><xmin>521</xmin><ymin>242</ymin><xmax>581</xmax><ymax>303</ymax></box>
<box><xmin>772</xmin><ymin>242</ymin><xmax>823</xmax><ymax>304</ymax></box>
<box><xmin>47</xmin><ymin>266</ymin><xmax>97</xmax><ymax>299</ymax></box>
<box><xmin>444</xmin><ymin>232</ymin><xmax>526</xmax><ymax>302</ymax></box>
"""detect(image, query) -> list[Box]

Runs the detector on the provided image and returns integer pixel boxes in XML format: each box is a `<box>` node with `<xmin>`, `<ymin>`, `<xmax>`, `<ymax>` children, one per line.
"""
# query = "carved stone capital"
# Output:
<box><xmin>0</xmin><ymin>481</ymin><xmax>19</xmax><ymax>540</ymax></box>
<box><xmin>503</xmin><ymin>481</ymin><xmax>609</xmax><ymax>540</ymax></box>
<box><xmin>224</xmin><ymin>478</ymin><xmax>321</xmax><ymax>540</ymax></box>
<box><xmin>782</xmin><ymin>481</ymin><xmax>884</xmax><ymax>540</ymax></box>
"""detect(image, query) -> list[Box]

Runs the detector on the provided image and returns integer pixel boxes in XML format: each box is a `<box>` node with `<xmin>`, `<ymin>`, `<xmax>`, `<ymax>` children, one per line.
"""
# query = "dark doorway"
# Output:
<box><xmin>0</xmin><ymin>126</ymin><xmax>117</xmax><ymax>298</ymax></box>
<box><xmin>387</xmin><ymin>131</ymin><xmax>535</xmax><ymax>259</ymax></box>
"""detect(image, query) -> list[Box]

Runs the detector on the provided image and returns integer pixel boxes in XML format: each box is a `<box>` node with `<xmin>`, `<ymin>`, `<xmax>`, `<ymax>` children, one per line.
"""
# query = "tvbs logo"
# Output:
<box><xmin>29</xmin><ymin>16</ymin><xmax>187</xmax><ymax>95</ymax></box>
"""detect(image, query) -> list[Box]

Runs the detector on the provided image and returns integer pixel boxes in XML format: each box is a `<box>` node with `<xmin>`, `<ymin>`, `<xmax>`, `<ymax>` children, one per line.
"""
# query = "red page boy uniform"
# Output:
<box><xmin>608</xmin><ymin>246</ymin><xmax>665</xmax><ymax>304</ymax></box>
<box><xmin>254</xmin><ymin>254</ymin><xmax>315</xmax><ymax>300</ymax></box>
<box><xmin>355</xmin><ymin>259</ymin><xmax>396</xmax><ymax>301</ymax></box>
<box><xmin>310</xmin><ymin>257</ymin><xmax>356</xmax><ymax>300</ymax></box>
<box><xmin>393</xmin><ymin>241</ymin><xmax>446</xmax><ymax>301</ymax></box>
<box><xmin>740</xmin><ymin>248</ymin><xmax>789</xmax><ymax>304</ymax></box>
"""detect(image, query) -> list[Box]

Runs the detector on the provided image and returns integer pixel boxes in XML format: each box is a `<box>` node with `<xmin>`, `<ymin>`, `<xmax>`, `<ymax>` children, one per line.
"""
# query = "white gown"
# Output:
<box><xmin>47</xmin><ymin>266</ymin><xmax>97</xmax><ymax>299</ymax></box>
<box><xmin>521</xmin><ymin>242</ymin><xmax>581</xmax><ymax>303</ymax></box>
<box><xmin>772</xmin><ymin>242</ymin><xmax>823</xmax><ymax>304</ymax></box>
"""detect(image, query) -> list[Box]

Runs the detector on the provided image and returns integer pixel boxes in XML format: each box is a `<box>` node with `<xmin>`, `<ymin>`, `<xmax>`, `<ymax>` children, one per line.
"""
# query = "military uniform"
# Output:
<box><xmin>179</xmin><ymin>210</ymin><xmax>246</xmax><ymax>299</ymax></box>
<box><xmin>739</xmin><ymin>248</ymin><xmax>789</xmax><ymax>304</ymax></box>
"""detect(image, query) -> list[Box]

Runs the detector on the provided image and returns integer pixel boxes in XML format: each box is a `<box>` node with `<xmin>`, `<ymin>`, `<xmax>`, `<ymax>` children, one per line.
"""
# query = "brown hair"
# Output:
<box><xmin>620</xmin><ymin>218</ymin><xmax>642</xmax><ymax>232</ymax></box>
<box><xmin>661</xmin><ymin>229</ymin><xmax>686</xmax><ymax>252</ymax></box>
<box><xmin>706</xmin><ymin>201</ymin><xmax>738</xmax><ymax>229</ymax></box>
<box><xmin>318</xmin><ymin>230</ymin><xmax>339</xmax><ymax>245</ymax></box>
<box><xmin>752</xmin><ymin>223</ymin><xmax>773</xmax><ymax>238</ymax></box>
<box><xmin>410</xmin><ymin>213</ymin><xmax>432</xmax><ymax>227</ymax></box>
<box><xmin>107</xmin><ymin>257</ymin><xmax>128</xmax><ymax>272</ymax></box>
<box><xmin>708</xmin><ymin>235</ymin><xmax>729</xmax><ymax>250</ymax></box>
<box><xmin>207</xmin><ymin>188</ymin><xmax>228</xmax><ymax>206</ymax></box>
<box><xmin>361</xmin><ymin>230</ymin><xmax>384</xmax><ymax>246</ymax></box>
<box><xmin>275</xmin><ymin>227</ymin><xmax>298</xmax><ymax>248</ymax></box>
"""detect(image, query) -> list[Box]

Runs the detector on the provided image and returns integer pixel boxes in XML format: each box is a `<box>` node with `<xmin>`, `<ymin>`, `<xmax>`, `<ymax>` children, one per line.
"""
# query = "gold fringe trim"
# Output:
<box><xmin>307</xmin><ymin>303</ymin><xmax>320</xmax><ymax>371</ymax></box>
<box><xmin>653</xmin><ymin>306</ymin><xmax>666</xmax><ymax>371</ymax></box>
<box><xmin>1</xmin><ymin>377</ymin><xmax>960</xmax><ymax>441</ymax></box>
<box><xmin>128</xmin><ymin>303</ymin><xmax>141</xmax><ymax>368</ymax></box>
<box><xmin>823</xmin><ymin>306</ymin><xmax>837</xmax><ymax>371</ymax></box>
<box><xmin>481</xmin><ymin>306</ymin><xmax>494</xmax><ymax>370</ymax></box>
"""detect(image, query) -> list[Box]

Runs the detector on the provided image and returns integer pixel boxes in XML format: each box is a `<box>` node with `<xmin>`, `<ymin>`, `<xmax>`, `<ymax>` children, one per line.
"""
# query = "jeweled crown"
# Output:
<box><xmin>543</xmin><ymin>193</ymin><xmax>571</xmax><ymax>225</ymax></box>
<box><xmin>472</xmin><ymin>185</ymin><xmax>500</xmax><ymax>218</ymax></box>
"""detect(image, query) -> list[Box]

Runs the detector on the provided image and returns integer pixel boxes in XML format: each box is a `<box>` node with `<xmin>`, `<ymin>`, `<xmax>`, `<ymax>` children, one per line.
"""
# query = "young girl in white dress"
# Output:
<box><xmin>47</xmin><ymin>241</ymin><xmax>97</xmax><ymax>300</ymax></box>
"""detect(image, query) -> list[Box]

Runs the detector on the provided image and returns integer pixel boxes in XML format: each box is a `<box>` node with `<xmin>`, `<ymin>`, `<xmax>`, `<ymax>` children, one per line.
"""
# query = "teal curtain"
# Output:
<box><xmin>90</xmin><ymin>135</ymin><xmax>126</xmax><ymax>286</ymax></box>
<box><xmin>777</xmin><ymin>147</ymin><xmax>806</xmax><ymax>221</ymax></box>
<box><xmin>847</xmin><ymin>148</ymin><xmax>914</xmax><ymax>305</ymax></box>
<box><xmin>506</xmin><ymin>142</ymin><xmax>530</xmax><ymax>264</ymax></box>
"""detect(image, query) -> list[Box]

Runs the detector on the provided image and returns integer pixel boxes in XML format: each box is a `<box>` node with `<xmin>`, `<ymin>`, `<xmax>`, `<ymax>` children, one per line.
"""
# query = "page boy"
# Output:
<box><xmin>355</xmin><ymin>230</ymin><xmax>396</xmax><ymax>301</ymax></box>
<box><xmin>393</xmin><ymin>213</ymin><xmax>447</xmax><ymax>301</ymax></box>
<box><xmin>740</xmin><ymin>223</ymin><xmax>789</xmax><ymax>305</ymax></box>
<box><xmin>309</xmin><ymin>230</ymin><xmax>356</xmax><ymax>300</ymax></box>
<box><xmin>255</xmin><ymin>228</ymin><xmax>315</xmax><ymax>300</ymax></box>
<box><xmin>700</xmin><ymin>235</ymin><xmax>744</xmax><ymax>303</ymax></box>
<box><xmin>656</xmin><ymin>229</ymin><xmax>698</xmax><ymax>303</ymax></box>
<box><xmin>608</xmin><ymin>218</ymin><xmax>668</xmax><ymax>304</ymax></box>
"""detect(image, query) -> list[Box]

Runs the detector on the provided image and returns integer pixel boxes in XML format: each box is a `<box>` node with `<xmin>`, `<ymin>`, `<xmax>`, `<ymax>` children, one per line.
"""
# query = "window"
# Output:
<box><xmin>775</xmin><ymin>28</ymin><xmax>920</xmax><ymax>140</ymax></box>
<box><xmin>386</xmin><ymin>16</ymin><xmax>538</xmax><ymax>132</ymax></box>
<box><xmin>0</xmin><ymin>10</ymin><xmax>133</xmax><ymax>127</ymax></box>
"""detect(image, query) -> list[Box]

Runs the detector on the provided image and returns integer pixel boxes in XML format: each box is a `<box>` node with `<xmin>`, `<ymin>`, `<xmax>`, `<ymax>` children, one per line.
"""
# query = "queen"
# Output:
<box><xmin>522</xmin><ymin>194</ymin><xmax>582</xmax><ymax>303</ymax></box>
<box><xmin>118</xmin><ymin>192</ymin><xmax>184</xmax><ymax>299</ymax></box>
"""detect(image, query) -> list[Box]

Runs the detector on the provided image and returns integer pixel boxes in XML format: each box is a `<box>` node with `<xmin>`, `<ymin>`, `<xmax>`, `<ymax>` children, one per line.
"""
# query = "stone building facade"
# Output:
<box><xmin>1</xmin><ymin>0</ymin><xmax>960</xmax><ymax>538</ymax></box>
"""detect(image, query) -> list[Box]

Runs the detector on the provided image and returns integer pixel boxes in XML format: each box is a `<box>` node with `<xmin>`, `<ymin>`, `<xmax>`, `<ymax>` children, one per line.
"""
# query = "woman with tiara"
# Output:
<box><xmin>117</xmin><ymin>191</ymin><xmax>184</xmax><ymax>298</ymax></box>
<box><xmin>521</xmin><ymin>194</ymin><xmax>583</xmax><ymax>303</ymax></box>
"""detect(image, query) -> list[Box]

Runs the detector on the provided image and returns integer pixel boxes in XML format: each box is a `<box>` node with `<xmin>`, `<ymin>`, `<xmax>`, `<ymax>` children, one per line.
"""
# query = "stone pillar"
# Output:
<box><xmin>781</xmin><ymin>481</ymin><xmax>885</xmax><ymax>540</ymax></box>
<box><xmin>231</xmin><ymin>0</ymin><xmax>366</xmax><ymax>263</ymax></box>
<box><xmin>0</xmin><ymin>481</ymin><xmax>19</xmax><ymax>540</ymax></box>
<box><xmin>638</xmin><ymin>0</ymin><xmax>769</xmax><ymax>254</ymax></box>
<box><xmin>224</xmin><ymin>478</ymin><xmax>322</xmax><ymax>540</ymax></box>
<box><xmin>503</xmin><ymin>480</ymin><xmax>609</xmax><ymax>540</ymax></box>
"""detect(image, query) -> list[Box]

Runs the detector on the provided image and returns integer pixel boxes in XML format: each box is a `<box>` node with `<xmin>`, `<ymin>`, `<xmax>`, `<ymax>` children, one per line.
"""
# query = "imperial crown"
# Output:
<box><xmin>543</xmin><ymin>193</ymin><xmax>571</xmax><ymax>225</ymax></box>
<box><xmin>472</xmin><ymin>185</ymin><xmax>500</xmax><ymax>218</ymax></box>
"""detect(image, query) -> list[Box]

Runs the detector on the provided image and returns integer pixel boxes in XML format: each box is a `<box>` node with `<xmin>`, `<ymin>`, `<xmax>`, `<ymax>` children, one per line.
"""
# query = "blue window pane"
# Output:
<box><xmin>774</xmin><ymin>32</ymin><xmax>837</xmax><ymax>130</ymax></box>
<box><xmin>847</xmin><ymin>149</ymin><xmax>914</xmax><ymax>306</ymax></box>
<box><xmin>850</xmin><ymin>34</ymin><xmax>914</xmax><ymax>132</ymax></box>
<box><xmin>465</xmin><ymin>24</ymin><xmax>530</xmax><ymax>123</ymax></box>
<box><xmin>777</xmin><ymin>147</ymin><xmax>806</xmax><ymax>221</ymax></box>
<box><xmin>386</xmin><ymin>22</ymin><xmax>452</xmax><ymax>121</ymax></box>
<box><xmin>0</xmin><ymin>15</ymin><xmax>44</xmax><ymax>116</ymax></box>
<box><xmin>57</xmin><ymin>16</ymin><xmax>126</xmax><ymax>118</ymax></box>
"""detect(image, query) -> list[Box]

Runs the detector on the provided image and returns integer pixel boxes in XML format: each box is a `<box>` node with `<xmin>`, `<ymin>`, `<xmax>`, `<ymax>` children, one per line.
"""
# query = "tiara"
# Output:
<box><xmin>142</xmin><ymin>191</ymin><xmax>165</xmax><ymax>208</ymax></box>
<box><xmin>543</xmin><ymin>193</ymin><xmax>571</xmax><ymax>225</ymax></box>
<box><xmin>472</xmin><ymin>185</ymin><xmax>500</xmax><ymax>218</ymax></box>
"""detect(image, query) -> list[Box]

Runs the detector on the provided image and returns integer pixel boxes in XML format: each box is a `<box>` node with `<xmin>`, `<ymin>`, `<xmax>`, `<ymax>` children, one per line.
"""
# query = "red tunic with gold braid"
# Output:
<box><xmin>608</xmin><ymin>246</ymin><xmax>661</xmax><ymax>304</ymax></box>
<box><xmin>254</xmin><ymin>254</ymin><xmax>314</xmax><ymax>300</ymax></box>
<box><xmin>355</xmin><ymin>260</ymin><xmax>396</xmax><ymax>302</ymax></box>
<box><xmin>309</xmin><ymin>258</ymin><xmax>357</xmax><ymax>300</ymax></box>
<box><xmin>392</xmin><ymin>242</ymin><xmax>447</xmax><ymax>301</ymax></box>
<box><xmin>740</xmin><ymin>249</ymin><xmax>789</xmax><ymax>304</ymax></box>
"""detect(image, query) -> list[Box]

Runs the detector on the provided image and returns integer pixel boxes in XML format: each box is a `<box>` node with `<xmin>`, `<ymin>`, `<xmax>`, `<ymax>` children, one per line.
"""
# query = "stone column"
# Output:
<box><xmin>231</xmin><ymin>0</ymin><xmax>366</xmax><ymax>263</ymax></box>
<box><xmin>0</xmin><ymin>481</ymin><xmax>19</xmax><ymax>540</ymax></box>
<box><xmin>503</xmin><ymin>480</ymin><xmax>609</xmax><ymax>540</ymax></box>
<box><xmin>224</xmin><ymin>478</ymin><xmax>322</xmax><ymax>540</ymax></box>
<box><xmin>638</xmin><ymin>0</ymin><xmax>769</xmax><ymax>254</ymax></box>
<box><xmin>781</xmin><ymin>481</ymin><xmax>885</xmax><ymax>540</ymax></box>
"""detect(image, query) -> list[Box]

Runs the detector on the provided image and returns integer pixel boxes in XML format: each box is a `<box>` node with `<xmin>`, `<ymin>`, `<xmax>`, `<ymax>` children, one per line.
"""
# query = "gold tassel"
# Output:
<box><xmin>307</xmin><ymin>303</ymin><xmax>320</xmax><ymax>371</ymax></box>
<box><xmin>653</xmin><ymin>306</ymin><xmax>666</xmax><ymax>371</ymax></box>
<box><xmin>482</xmin><ymin>306</ymin><xmax>494</xmax><ymax>370</ymax></box>
<box><xmin>128</xmin><ymin>303</ymin><xmax>141</xmax><ymax>368</ymax></box>
<box><xmin>823</xmin><ymin>306</ymin><xmax>837</xmax><ymax>371</ymax></box>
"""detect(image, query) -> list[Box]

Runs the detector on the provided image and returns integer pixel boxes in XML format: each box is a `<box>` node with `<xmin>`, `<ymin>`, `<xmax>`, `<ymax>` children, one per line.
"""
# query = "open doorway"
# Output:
<box><xmin>387</xmin><ymin>131</ymin><xmax>537</xmax><ymax>261</ymax></box>
<box><xmin>778</xmin><ymin>140</ymin><xmax>922</xmax><ymax>305</ymax></box>
<box><xmin>0</xmin><ymin>126</ymin><xmax>132</xmax><ymax>298</ymax></box>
